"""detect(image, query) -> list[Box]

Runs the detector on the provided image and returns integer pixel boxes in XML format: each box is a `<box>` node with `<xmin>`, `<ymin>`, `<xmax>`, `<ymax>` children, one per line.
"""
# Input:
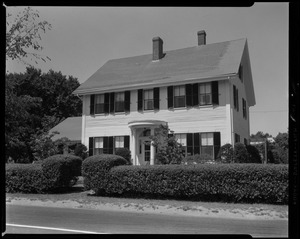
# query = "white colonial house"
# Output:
<box><xmin>73</xmin><ymin>30</ymin><xmax>256</xmax><ymax>165</ymax></box>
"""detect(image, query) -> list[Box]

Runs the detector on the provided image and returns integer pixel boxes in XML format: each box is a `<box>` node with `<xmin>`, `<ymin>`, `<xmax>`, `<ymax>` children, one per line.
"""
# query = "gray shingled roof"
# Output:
<box><xmin>73</xmin><ymin>38</ymin><xmax>247</xmax><ymax>95</ymax></box>
<box><xmin>50</xmin><ymin>117</ymin><xmax>82</xmax><ymax>142</ymax></box>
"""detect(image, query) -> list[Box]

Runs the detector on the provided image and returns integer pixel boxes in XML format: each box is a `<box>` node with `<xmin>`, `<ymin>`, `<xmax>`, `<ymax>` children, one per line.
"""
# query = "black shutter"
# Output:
<box><xmin>154</xmin><ymin>87</ymin><xmax>160</xmax><ymax>110</ymax></box>
<box><xmin>187</xmin><ymin>133</ymin><xmax>193</xmax><ymax>156</ymax></box>
<box><xmin>104</xmin><ymin>93</ymin><xmax>110</xmax><ymax>114</ymax></box>
<box><xmin>138</xmin><ymin>89</ymin><xmax>143</xmax><ymax>112</ymax></box>
<box><xmin>103</xmin><ymin>137</ymin><xmax>108</xmax><ymax>154</ymax></box>
<box><xmin>90</xmin><ymin>95</ymin><xmax>95</xmax><ymax>115</ymax></box>
<box><xmin>233</xmin><ymin>85</ymin><xmax>236</xmax><ymax>109</ymax></box>
<box><xmin>236</xmin><ymin>90</ymin><xmax>239</xmax><ymax>111</ymax></box>
<box><xmin>110</xmin><ymin>92</ymin><xmax>115</xmax><ymax>113</ymax></box>
<box><xmin>89</xmin><ymin>137</ymin><xmax>94</xmax><ymax>156</ymax></box>
<box><xmin>193</xmin><ymin>133</ymin><xmax>200</xmax><ymax>155</ymax></box>
<box><xmin>167</xmin><ymin>86</ymin><xmax>173</xmax><ymax>109</ymax></box>
<box><xmin>125</xmin><ymin>91</ymin><xmax>130</xmax><ymax>113</ymax></box>
<box><xmin>185</xmin><ymin>84</ymin><xmax>193</xmax><ymax>107</ymax></box>
<box><xmin>213</xmin><ymin>132</ymin><xmax>221</xmax><ymax>160</ymax></box>
<box><xmin>192</xmin><ymin>83</ymin><xmax>199</xmax><ymax>106</ymax></box>
<box><xmin>124</xmin><ymin>135</ymin><xmax>130</xmax><ymax>149</ymax></box>
<box><xmin>108</xmin><ymin>136</ymin><xmax>114</xmax><ymax>154</ymax></box>
<box><xmin>212</xmin><ymin>81</ymin><xmax>219</xmax><ymax>105</ymax></box>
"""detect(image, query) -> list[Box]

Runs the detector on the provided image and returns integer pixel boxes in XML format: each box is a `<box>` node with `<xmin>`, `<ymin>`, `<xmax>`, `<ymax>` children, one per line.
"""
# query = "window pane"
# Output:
<box><xmin>199</xmin><ymin>95</ymin><xmax>206</xmax><ymax>105</ymax></box>
<box><xmin>95</xmin><ymin>94</ymin><xmax>104</xmax><ymax>104</ymax></box>
<box><xmin>205</xmin><ymin>94</ymin><xmax>212</xmax><ymax>104</ymax></box>
<box><xmin>175</xmin><ymin>133</ymin><xmax>186</xmax><ymax>146</ymax></box>
<box><xmin>144</xmin><ymin>100</ymin><xmax>154</xmax><ymax>110</ymax></box>
<box><xmin>144</xmin><ymin>89</ymin><xmax>153</xmax><ymax>100</ymax></box>
<box><xmin>199</xmin><ymin>84</ymin><xmax>206</xmax><ymax>94</ymax></box>
<box><xmin>201</xmin><ymin>134</ymin><xmax>207</xmax><ymax>145</ymax></box>
<box><xmin>205</xmin><ymin>83</ymin><xmax>211</xmax><ymax>93</ymax></box>
<box><xmin>180</xmin><ymin>86</ymin><xmax>185</xmax><ymax>96</ymax></box>
<box><xmin>201</xmin><ymin>146</ymin><xmax>213</xmax><ymax>157</ymax></box>
<box><xmin>115</xmin><ymin>92</ymin><xmax>124</xmax><ymax>102</ymax></box>
<box><xmin>115</xmin><ymin>136</ymin><xmax>124</xmax><ymax>148</ymax></box>
<box><xmin>115</xmin><ymin>102</ymin><xmax>124</xmax><ymax>112</ymax></box>
<box><xmin>174</xmin><ymin>96</ymin><xmax>185</xmax><ymax>108</ymax></box>
<box><xmin>174</xmin><ymin>86</ymin><xmax>180</xmax><ymax>96</ymax></box>
<box><xmin>94</xmin><ymin>137</ymin><xmax>103</xmax><ymax>148</ymax></box>
<box><xmin>207</xmin><ymin>133</ymin><xmax>213</xmax><ymax>145</ymax></box>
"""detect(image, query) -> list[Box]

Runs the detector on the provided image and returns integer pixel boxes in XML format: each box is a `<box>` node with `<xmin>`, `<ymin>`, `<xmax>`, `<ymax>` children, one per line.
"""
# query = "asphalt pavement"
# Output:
<box><xmin>4</xmin><ymin>204</ymin><xmax>288</xmax><ymax>236</ymax></box>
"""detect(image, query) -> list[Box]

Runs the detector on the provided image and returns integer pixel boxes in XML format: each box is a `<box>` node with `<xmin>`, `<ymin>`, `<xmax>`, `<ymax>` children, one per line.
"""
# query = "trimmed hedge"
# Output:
<box><xmin>6</xmin><ymin>164</ymin><xmax>49</xmax><ymax>193</ymax></box>
<box><xmin>101</xmin><ymin>164</ymin><xmax>288</xmax><ymax>204</ymax></box>
<box><xmin>81</xmin><ymin>154</ymin><xmax>128</xmax><ymax>193</ymax></box>
<box><xmin>6</xmin><ymin>154</ymin><xmax>82</xmax><ymax>193</ymax></box>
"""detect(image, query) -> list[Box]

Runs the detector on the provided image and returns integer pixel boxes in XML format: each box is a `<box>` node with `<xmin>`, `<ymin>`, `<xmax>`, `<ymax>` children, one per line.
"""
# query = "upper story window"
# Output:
<box><xmin>174</xmin><ymin>85</ymin><xmax>186</xmax><ymax>108</ymax></box>
<box><xmin>144</xmin><ymin>89</ymin><xmax>154</xmax><ymax>110</ymax></box>
<box><xmin>233</xmin><ymin>85</ymin><xmax>239</xmax><ymax>111</ymax></box>
<box><xmin>115</xmin><ymin>92</ymin><xmax>125</xmax><ymax>112</ymax></box>
<box><xmin>242</xmin><ymin>98</ymin><xmax>247</xmax><ymax>119</ymax></box>
<box><xmin>90</xmin><ymin>91</ymin><xmax>130</xmax><ymax>115</ymax></box>
<box><xmin>138</xmin><ymin>88</ymin><xmax>160</xmax><ymax>112</ymax></box>
<box><xmin>238</xmin><ymin>64</ymin><xmax>243</xmax><ymax>82</ymax></box>
<box><xmin>199</xmin><ymin>83</ymin><xmax>212</xmax><ymax>105</ymax></box>
<box><xmin>168</xmin><ymin>82</ymin><xmax>219</xmax><ymax>109</ymax></box>
<box><xmin>235</xmin><ymin>133</ymin><xmax>240</xmax><ymax>143</ymax></box>
<box><xmin>94</xmin><ymin>137</ymin><xmax>104</xmax><ymax>155</ymax></box>
<box><xmin>95</xmin><ymin>94</ymin><xmax>105</xmax><ymax>114</ymax></box>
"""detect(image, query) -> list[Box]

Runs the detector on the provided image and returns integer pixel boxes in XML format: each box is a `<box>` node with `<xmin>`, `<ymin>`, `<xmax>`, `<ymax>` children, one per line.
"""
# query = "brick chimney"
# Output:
<box><xmin>197</xmin><ymin>30</ymin><xmax>206</xmax><ymax>46</ymax></box>
<box><xmin>152</xmin><ymin>37</ymin><xmax>164</xmax><ymax>60</ymax></box>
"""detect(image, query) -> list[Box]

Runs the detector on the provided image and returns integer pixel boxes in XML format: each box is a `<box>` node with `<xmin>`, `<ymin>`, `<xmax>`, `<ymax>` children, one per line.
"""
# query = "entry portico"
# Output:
<box><xmin>128</xmin><ymin>120</ymin><xmax>167</xmax><ymax>166</ymax></box>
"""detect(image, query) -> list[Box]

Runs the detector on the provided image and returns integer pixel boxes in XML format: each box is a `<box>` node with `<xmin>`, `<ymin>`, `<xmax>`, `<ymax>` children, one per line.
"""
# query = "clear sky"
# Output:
<box><xmin>6</xmin><ymin>3</ymin><xmax>289</xmax><ymax>137</ymax></box>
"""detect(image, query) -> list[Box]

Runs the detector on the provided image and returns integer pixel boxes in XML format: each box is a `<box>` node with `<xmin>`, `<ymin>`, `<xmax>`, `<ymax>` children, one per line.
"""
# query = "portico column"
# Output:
<box><xmin>131</xmin><ymin>128</ymin><xmax>136</xmax><ymax>165</ymax></box>
<box><xmin>150</xmin><ymin>128</ymin><xmax>155</xmax><ymax>165</ymax></box>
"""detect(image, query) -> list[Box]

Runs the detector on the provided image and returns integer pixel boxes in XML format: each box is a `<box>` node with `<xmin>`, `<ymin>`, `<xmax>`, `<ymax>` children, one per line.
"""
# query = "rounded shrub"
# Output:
<box><xmin>115</xmin><ymin>148</ymin><xmax>132</xmax><ymax>165</ymax></box>
<box><xmin>42</xmin><ymin>154</ymin><xmax>82</xmax><ymax>189</ymax></box>
<box><xmin>82</xmin><ymin>154</ymin><xmax>128</xmax><ymax>194</ymax></box>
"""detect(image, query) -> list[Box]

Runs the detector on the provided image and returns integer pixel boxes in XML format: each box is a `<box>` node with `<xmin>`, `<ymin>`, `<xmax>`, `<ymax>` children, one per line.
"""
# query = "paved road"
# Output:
<box><xmin>5</xmin><ymin>204</ymin><xmax>288</xmax><ymax>236</ymax></box>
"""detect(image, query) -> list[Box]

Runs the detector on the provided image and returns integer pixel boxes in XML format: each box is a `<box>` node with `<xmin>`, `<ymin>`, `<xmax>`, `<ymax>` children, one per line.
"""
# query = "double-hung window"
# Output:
<box><xmin>199</xmin><ymin>83</ymin><xmax>212</xmax><ymax>105</ymax></box>
<box><xmin>201</xmin><ymin>133</ymin><xmax>214</xmax><ymax>158</ymax></box>
<box><xmin>115</xmin><ymin>92</ymin><xmax>125</xmax><ymax>112</ymax></box>
<box><xmin>144</xmin><ymin>89</ymin><xmax>154</xmax><ymax>110</ymax></box>
<box><xmin>115</xmin><ymin>136</ymin><xmax>124</xmax><ymax>149</ymax></box>
<box><xmin>174</xmin><ymin>85</ymin><xmax>186</xmax><ymax>108</ymax></box>
<box><xmin>94</xmin><ymin>137</ymin><xmax>104</xmax><ymax>155</ymax></box>
<box><xmin>242</xmin><ymin>98</ymin><xmax>247</xmax><ymax>119</ymax></box>
<box><xmin>95</xmin><ymin>94</ymin><xmax>105</xmax><ymax>114</ymax></box>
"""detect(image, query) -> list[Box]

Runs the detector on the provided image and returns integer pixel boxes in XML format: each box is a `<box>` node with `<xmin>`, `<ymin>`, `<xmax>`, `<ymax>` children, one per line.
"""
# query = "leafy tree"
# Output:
<box><xmin>272</xmin><ymin>132</ymin><xmax>288</xmax><ymax>164</ymax></box>
<box><xmin>149</xmin><ymin>124</ymin><xmax>184</xmax><ymax>164</ymax></box>
<box><xmin>6</xmin><ymin>7</ymin><xmax>52</xmax><ymax>65</ymax></box>
<box><xmin>5</xmin><ymin>68</ymin><xmax>82</xmax><ymax>162</ymax></box>
<box><xmin>250</xmin><ymin>131</ymin><xmax>272</xmax><ymax>141</ymax></box>
<box><xmin>233</xmin><ymin>143</ymin><xmax>249</xmax><ymax>163</ymax></box>
<box><xmin>216</xmin><ymin>143</ymin><xmax>234</xmax><ymax>163</ymax></box>
<box><xmin>246</xmin><ymin>144</ymin><xmax>262</xmax><ymax>163</ymax></box>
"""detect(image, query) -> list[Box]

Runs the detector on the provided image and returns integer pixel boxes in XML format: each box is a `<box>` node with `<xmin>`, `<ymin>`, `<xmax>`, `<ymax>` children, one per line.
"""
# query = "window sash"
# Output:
<box><xmin>201</xmin><ymin>133</ymin><xmax>213</xmax><ymax>146</ymax></box>
<box><xmin>174</xmin><ymin>86</ymin><xmax>185</xmax><ymax>96</ymax></box>
<box><xmin>200</xmin><ymin>146</ymin><xmax>214</xmax><ymax>157</ymax></box>
<box><xmin>144</xmin><ymin>99</ymin><xmax>154</xmax><ymax>110</ymax></box>
<box><xmin>199</xmin><ymin>83</ymin><xmax>212</xmax><ymax>105</ymax></box>
<box><xmin>174</xmin><ymin>96</ymin><xmax>185</xmax><ymax>108</ymax></box>
<box><xmin>144</xmin><ymin>89</ymin><xmax>153</xmax><ymax>100</ymax></box>
<box><xmin>115</xmin><ymin>136</ymin><xmax>124</xmax><ymax>148</ymax></box>
<box><xmin>94</xmin><ymin>137</ymin><xmax>103</xmax><ymax>148</ymax></box>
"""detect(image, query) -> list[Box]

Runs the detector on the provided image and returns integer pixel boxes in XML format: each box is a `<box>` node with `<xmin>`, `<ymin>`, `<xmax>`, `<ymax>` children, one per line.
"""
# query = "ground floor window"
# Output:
<box><xmin>176</xmin><ymin>132</ymin><xmax>221</xmax><ymax>159</ymax></box>
<box><xmin>89</xmin><ymin>135</ymin><xmax>129</xmax><ymax>156</ymax></box>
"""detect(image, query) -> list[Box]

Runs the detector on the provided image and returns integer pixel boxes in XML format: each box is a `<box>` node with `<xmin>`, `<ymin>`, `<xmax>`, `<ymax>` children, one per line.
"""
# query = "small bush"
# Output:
<box><xmin>182</xmin><ymin>154</ymin><xmax>215</xmax><ymax>165</ymax></box>
<box><xmin>105</xmin><ymin>164</ymin><xmax>288</xmax><ymax>204</ymax></box>
<box><xmin>216</xmin><ymin>143</ymin><xmax>234</xmax><ymax>163</ymax></box>
<box><xmin>115</xmin><ymin>148</ymin><xmax>131</xmax><ymax>165</ymax></box>
<box><xmin>82</xmin><ymin>154</ymin><xmax>127</xmax><ymax>193</ymax></box>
